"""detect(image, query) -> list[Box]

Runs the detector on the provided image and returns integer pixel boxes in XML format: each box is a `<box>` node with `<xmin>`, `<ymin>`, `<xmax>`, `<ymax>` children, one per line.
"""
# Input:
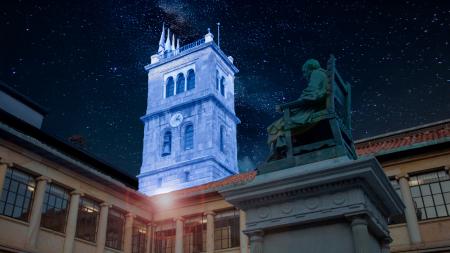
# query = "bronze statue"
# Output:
<box><xmin>260</xmin><ymin>55</ymin><xmax>356</xmax><ymax>172</ymax></box>
<box><xmin>267</xmin><ymin>59</ymin><xmax>329</xmax><ymax>159</ymax></box>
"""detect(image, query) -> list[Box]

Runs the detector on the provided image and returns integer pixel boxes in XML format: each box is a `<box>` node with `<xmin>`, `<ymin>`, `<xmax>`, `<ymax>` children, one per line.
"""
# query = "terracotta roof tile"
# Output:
<box><xmin>159</xmin><ymin>170</ymin><xmax>257</xmax><ymax>197</ymax></box>
<box><xmin>355</xmin><ymin>120</ymin><xmax>450</xmax><ymax>156</ymax></box>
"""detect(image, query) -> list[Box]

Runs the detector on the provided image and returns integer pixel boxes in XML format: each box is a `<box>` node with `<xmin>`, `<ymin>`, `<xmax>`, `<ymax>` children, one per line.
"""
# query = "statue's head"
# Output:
<box><xmin>302</xmin><ymin>59</ymin><xmax>321</xmax><ymax>79</ymax></box>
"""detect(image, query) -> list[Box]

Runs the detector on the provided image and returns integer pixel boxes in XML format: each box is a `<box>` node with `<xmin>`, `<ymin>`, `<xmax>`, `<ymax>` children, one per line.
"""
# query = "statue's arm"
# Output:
<box><xmin>299</xmin><ymin>70</ymin><xmax>327</xmax><ymax>101</ymax></box>
<box><xmin>277</xmin><ymin>70</ymin><xmax>327</xmax><ymax>111</ymax></box>
<box><xmin>277</xmin><ymin>99</ymin><xmax>306</xmax><ymax>111</ymax></box>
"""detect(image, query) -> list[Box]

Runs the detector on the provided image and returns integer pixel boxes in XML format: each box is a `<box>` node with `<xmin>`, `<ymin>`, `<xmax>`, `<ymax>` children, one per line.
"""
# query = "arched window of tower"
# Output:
<box><xmin>187</xmin><ymin>69</ymin><xmax>195</xmax><ymax>90</ymax></box>
<box><xmin>220</xmin><ymin>126</ymin><xmax>225</xmax><ymax>152</ymax></box>
<box><xmin>184</xmin><ymin>124</ymin><xmax>194</xmax><ymax>150</ymax></box>
<box><xmin>176</xmin><ymin>73</ymin><xmax>185</xmax><ymax>94</ymax></box>
<box><xmin>162</xmin><ymin>131</ymin><xmax>172</xmax><ymax>156</ymax></box>
<box><xmin>220</xmin><ymin>76</ymin><xmax>225</xmax><ymax>96</ymax></box>
<box><xmin>165</xmin><ymin>77</ymin><xmax>174</xmax><ymax>98</ymax></box>
<box><xmin>216</xmin><ymin>70</ymin><xmax>220</xmax><ymax>90</ymax></box>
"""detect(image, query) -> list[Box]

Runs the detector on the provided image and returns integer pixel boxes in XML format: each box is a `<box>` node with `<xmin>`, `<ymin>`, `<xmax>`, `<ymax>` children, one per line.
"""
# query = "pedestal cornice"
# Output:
<box><xmin>220</xmin><ymin>156</ymin><xmax>404</xmax><ymax>241</ymax></box>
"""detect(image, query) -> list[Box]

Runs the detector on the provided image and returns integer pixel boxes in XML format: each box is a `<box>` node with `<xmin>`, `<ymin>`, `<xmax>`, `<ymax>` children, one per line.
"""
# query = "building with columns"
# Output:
<box><xmin>1</xmin><ymin>30</ymin><xmax>450</xmax><ymax>253</ymax></box>
<box><xmin>144</xmin><ymin>118</ymin><xmax>450</xmax><ymax>253</ymax></box>
<box><xmin>355</xmin><ymin>119</ymin><xmax>450</xmax><ymax>252</ymax></box>
<box><xmin>0</xmin><ymin>82</ymin><xmax>154</xmax><ymax>253</ymax></box>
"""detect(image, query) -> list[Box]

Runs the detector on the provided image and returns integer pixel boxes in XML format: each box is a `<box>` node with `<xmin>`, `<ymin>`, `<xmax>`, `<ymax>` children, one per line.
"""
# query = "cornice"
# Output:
<box><xmin>220</xmin><ymin>157</ymin><xmax>404</xmax><ymax>217</ymax></box>
<box><xmin>137</xmin><ymin>155</ymin><xmax>237</xmax><ymax>178</ymax></box>
<box><xmin>144</xmin><ymin>42</ymin><xmax>239</xmax><ymax>74</ymax></box>
<box><xmin>140</xmin><ymin>93</ymin><xmax>240</xmax><ymax>124</ymax></box>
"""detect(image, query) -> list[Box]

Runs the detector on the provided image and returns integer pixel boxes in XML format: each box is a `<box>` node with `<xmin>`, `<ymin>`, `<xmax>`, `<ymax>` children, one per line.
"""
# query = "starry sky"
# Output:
<box><xmin>1</xmin><ymin>0</ymin><xmax>449</xmax><ymax>176</ymax></box>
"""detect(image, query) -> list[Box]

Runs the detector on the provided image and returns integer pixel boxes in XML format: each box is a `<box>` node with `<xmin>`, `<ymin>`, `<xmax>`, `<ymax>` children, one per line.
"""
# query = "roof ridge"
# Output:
<box><xmin>355</xmin><ymin>119</ymin><xmax>450</xmax><ymax>156</ymax></box>
<box><xmin>355</xmin><ymin>119</ymin><xmax>450</xmax><ymax>144</ymax></box>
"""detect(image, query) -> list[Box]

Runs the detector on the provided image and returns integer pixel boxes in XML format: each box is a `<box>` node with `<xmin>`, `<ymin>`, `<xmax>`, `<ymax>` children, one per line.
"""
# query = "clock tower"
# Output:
<box><xmin>138</xmin><ymin>25</ymin><xmax>240</xmax><ymax>196</ymax></box>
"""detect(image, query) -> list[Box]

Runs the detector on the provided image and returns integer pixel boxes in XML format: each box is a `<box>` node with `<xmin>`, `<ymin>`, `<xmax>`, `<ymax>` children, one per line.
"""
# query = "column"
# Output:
<box><xmin>96</xmin><ymin>203</ymin><xmax>110</xmax><ymax>253</ymax></box>
<box><xmin>63</xmin><ymin>190</ymin><xmax>83</xmax><ymax>253</ymax></box>
<box><xmin>351</xmin><ymin>217</ymin><xmax>371</xmax><ymax>253</ymax></box>
<box><xmin>124</xmin><ymin>213</ymin><xmax>135</xmax><ymax>253</ymax></box>
<box><xmin>25</xmin><ymin>176</ymin><xmax>51</xmax><ymax>250</ymax></box>
<box><xmin>175</xmin><ymin>217</ymin><xmax>184</xmax><ymax>253</ymax></box>
<box><xmin>151</xmin><ymin>223</ymin><xmax>159</xmax><ymax>253</ymax></box>
<box><xmin>248</xmin><ymin>230</ymin><xmax>264</xmax><ymax>253</ymax></box>
<box><xmin>0</xmin><ymin>164</ymin><xmax>8</xmax><ymax>196</ymax></box>
<box><xmin>397</xmin><ymin>175</ymin><xmax>422</xmax><ymax>244</ymax></box>
<box><xmin>145</xmin><ymin>222</ymin><xmax>154</xmax><ymax>253</ymax></box>
<box><xmin>205</xmin><ymin>211</ymin><xmax>215</xmax><ymax>253</ymax></box>
<box><xmin>239</xmin><ymin>210</ymin><xmax>249</xmax><ymax>253</ymax></box>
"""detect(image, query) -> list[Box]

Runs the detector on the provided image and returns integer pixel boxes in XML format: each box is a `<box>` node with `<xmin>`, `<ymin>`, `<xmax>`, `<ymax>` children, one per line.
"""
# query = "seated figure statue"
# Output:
<box><xmin>267</xmin><ymin>59</ymin><xmax>330</xmax><ymax>160</ymax></box>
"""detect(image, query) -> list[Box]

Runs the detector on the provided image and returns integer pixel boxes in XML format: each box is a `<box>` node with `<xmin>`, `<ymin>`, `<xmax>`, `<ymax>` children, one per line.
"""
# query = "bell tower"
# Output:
<box><xmin>138</xmin><ymin>25</ymin><xmax>240</xmax><ymax>196</ymax></box>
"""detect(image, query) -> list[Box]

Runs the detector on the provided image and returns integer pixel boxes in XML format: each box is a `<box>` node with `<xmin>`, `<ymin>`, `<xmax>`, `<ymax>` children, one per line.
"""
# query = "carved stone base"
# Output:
<box><xmin>221</xmin><ymin>157</ymin><xmax>404</xmax><ymax>253</ymax></box>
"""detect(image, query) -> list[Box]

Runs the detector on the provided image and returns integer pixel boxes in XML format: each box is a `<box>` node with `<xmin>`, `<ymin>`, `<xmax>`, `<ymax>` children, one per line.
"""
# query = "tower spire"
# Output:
<box><xmin>216</xmin><ymin>22</ymin><xmax>220</xmax><ymax>48</ymax></box>
<box><xmin>171</xmin><ymin>33</ymin><xmax>176</xmax><ymax>51</ymax></box>
<box><xmin>158</xmin><ymin>23</ymin><xmax>166</xmax><ymax>54</ymax></box>
<box><xmin>165</xmin><ymin>28</ymin><xmax>171</xmax><ymax>51</ymax></box>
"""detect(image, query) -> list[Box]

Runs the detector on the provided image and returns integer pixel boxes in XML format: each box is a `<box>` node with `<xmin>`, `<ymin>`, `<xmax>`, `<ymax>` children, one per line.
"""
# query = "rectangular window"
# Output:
<box><xmin>75</xmin><ymin>197</ymin><xmax>100</xmax><ymax>242</ymax></box>
<box><xmin>409</xmin><ymin>169</ymin><xmax>450</xmax><ymax>220</ymax></box>
<box><xmin>183</xmin><ymin>215</ymin><xmax>206</xmax><ymax>253</ymax></box>
<box><xmin>155</xmin><ymin>221</ymin><xmax>176</xmax><ymax>253</ymax></box>
<box><xmin>214</xmin><ymin>209</ymin><xmax>240</xmax><ymax>250</ymax></box>
<box><xmin>106</xmin><ymin>209</ymin><xmax>125</xmax><ymax>250</ymax></box>
<box><xmin>0</xmin><ymin>167</ymin><xmax>35</xmax><ymax>222</ymax></box>
<box><xmin>41</xmin><ymin>183</ymin><xmax>70</xmax><ymax>232</ymax></box>
<box><xmin>132</xmin><ymin>219</ymin><xmax>147</xmax><ymax>253</ymax></box>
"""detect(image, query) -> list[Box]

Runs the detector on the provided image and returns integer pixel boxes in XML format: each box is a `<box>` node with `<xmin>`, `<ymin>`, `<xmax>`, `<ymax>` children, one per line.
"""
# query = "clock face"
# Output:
<box><xmin>169</xmin><ymin>113</ymin><xmax>184</xmax><ymax>127</ymax></box>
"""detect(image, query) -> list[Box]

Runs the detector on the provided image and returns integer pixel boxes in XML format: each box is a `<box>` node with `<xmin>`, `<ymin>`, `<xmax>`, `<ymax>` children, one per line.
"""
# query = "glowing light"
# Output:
<box><xmin>153</xmin><ymin>189</ymin><xmax>174</xmax><ymax>208</ymax></box>
<box><xmin>154</xmin><ymin>186</ymin><xmax>175</xmax><ymax>195</ymax></box>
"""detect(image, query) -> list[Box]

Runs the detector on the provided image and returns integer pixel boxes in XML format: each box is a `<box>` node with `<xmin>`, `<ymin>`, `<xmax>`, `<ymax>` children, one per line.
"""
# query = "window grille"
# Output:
<box><xmin>41</xmin><ymin>183</ymin><xmax>70</xmax><ymax>232</ymax></box>
<box><xmin>106</xmin><ymin>209</ymin><xmax>125</xmax><ymax>250</ymax></box>
<box><xmin>76</xmin><ymin>197</ymin><xmax>100</xmax><ymax>242</ymax></box>
<box><xmin>214</xmin><ymin>209</ymin><xmax>240</xmax><ymax>250</ymax></box>
<box><xmin>409</xmin><ymin>169</ymin><xmax>450</xmax><ymax>220</ymax></box>
<box><xmin>183</xmin><ymin>215</ymin><xmax>206</xmax><ymax>253</ymax></box>
<box><xmin>155</xmin><ymin>221</ymin><xmax>176</xmax><ymax>253</ymax></box>
<box><xmin>132</xmin><ymin>219</ymin><xmax>147</xmax><ymax>253</ymax></box>
<box><xmin>0</xmin><ymin>167</ymin><xmax>35</xmax><ymax>222</ymax></box>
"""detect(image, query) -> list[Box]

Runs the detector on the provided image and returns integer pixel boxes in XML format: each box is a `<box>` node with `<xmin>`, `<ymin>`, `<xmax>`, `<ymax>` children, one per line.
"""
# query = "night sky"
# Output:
<box><xmin>1</xmin><ymin>0</ymin><xmax>449</xmax><ymax>176</ymax></box>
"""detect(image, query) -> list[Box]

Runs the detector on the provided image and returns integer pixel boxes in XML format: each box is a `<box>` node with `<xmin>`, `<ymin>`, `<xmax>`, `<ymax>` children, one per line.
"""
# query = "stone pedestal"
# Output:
<box><xmin>220</xmin><ymin>157</ymin><xmax>404</xmax><ymax>253</ymax></box>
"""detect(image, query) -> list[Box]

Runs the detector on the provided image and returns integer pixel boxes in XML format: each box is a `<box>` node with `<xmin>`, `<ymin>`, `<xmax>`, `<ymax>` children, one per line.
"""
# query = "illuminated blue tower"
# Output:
<box><xmin>138</xmin><ymin>25</ymin><xmax>240</xmax><ymax>195</ymax></box>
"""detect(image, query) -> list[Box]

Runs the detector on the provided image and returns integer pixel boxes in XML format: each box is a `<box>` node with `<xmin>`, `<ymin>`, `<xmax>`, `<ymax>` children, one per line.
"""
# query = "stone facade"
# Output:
<box><xmin>138</xmin><ymin>32</ymin><xmax>240</xmax><ymax>196</ymax></box>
